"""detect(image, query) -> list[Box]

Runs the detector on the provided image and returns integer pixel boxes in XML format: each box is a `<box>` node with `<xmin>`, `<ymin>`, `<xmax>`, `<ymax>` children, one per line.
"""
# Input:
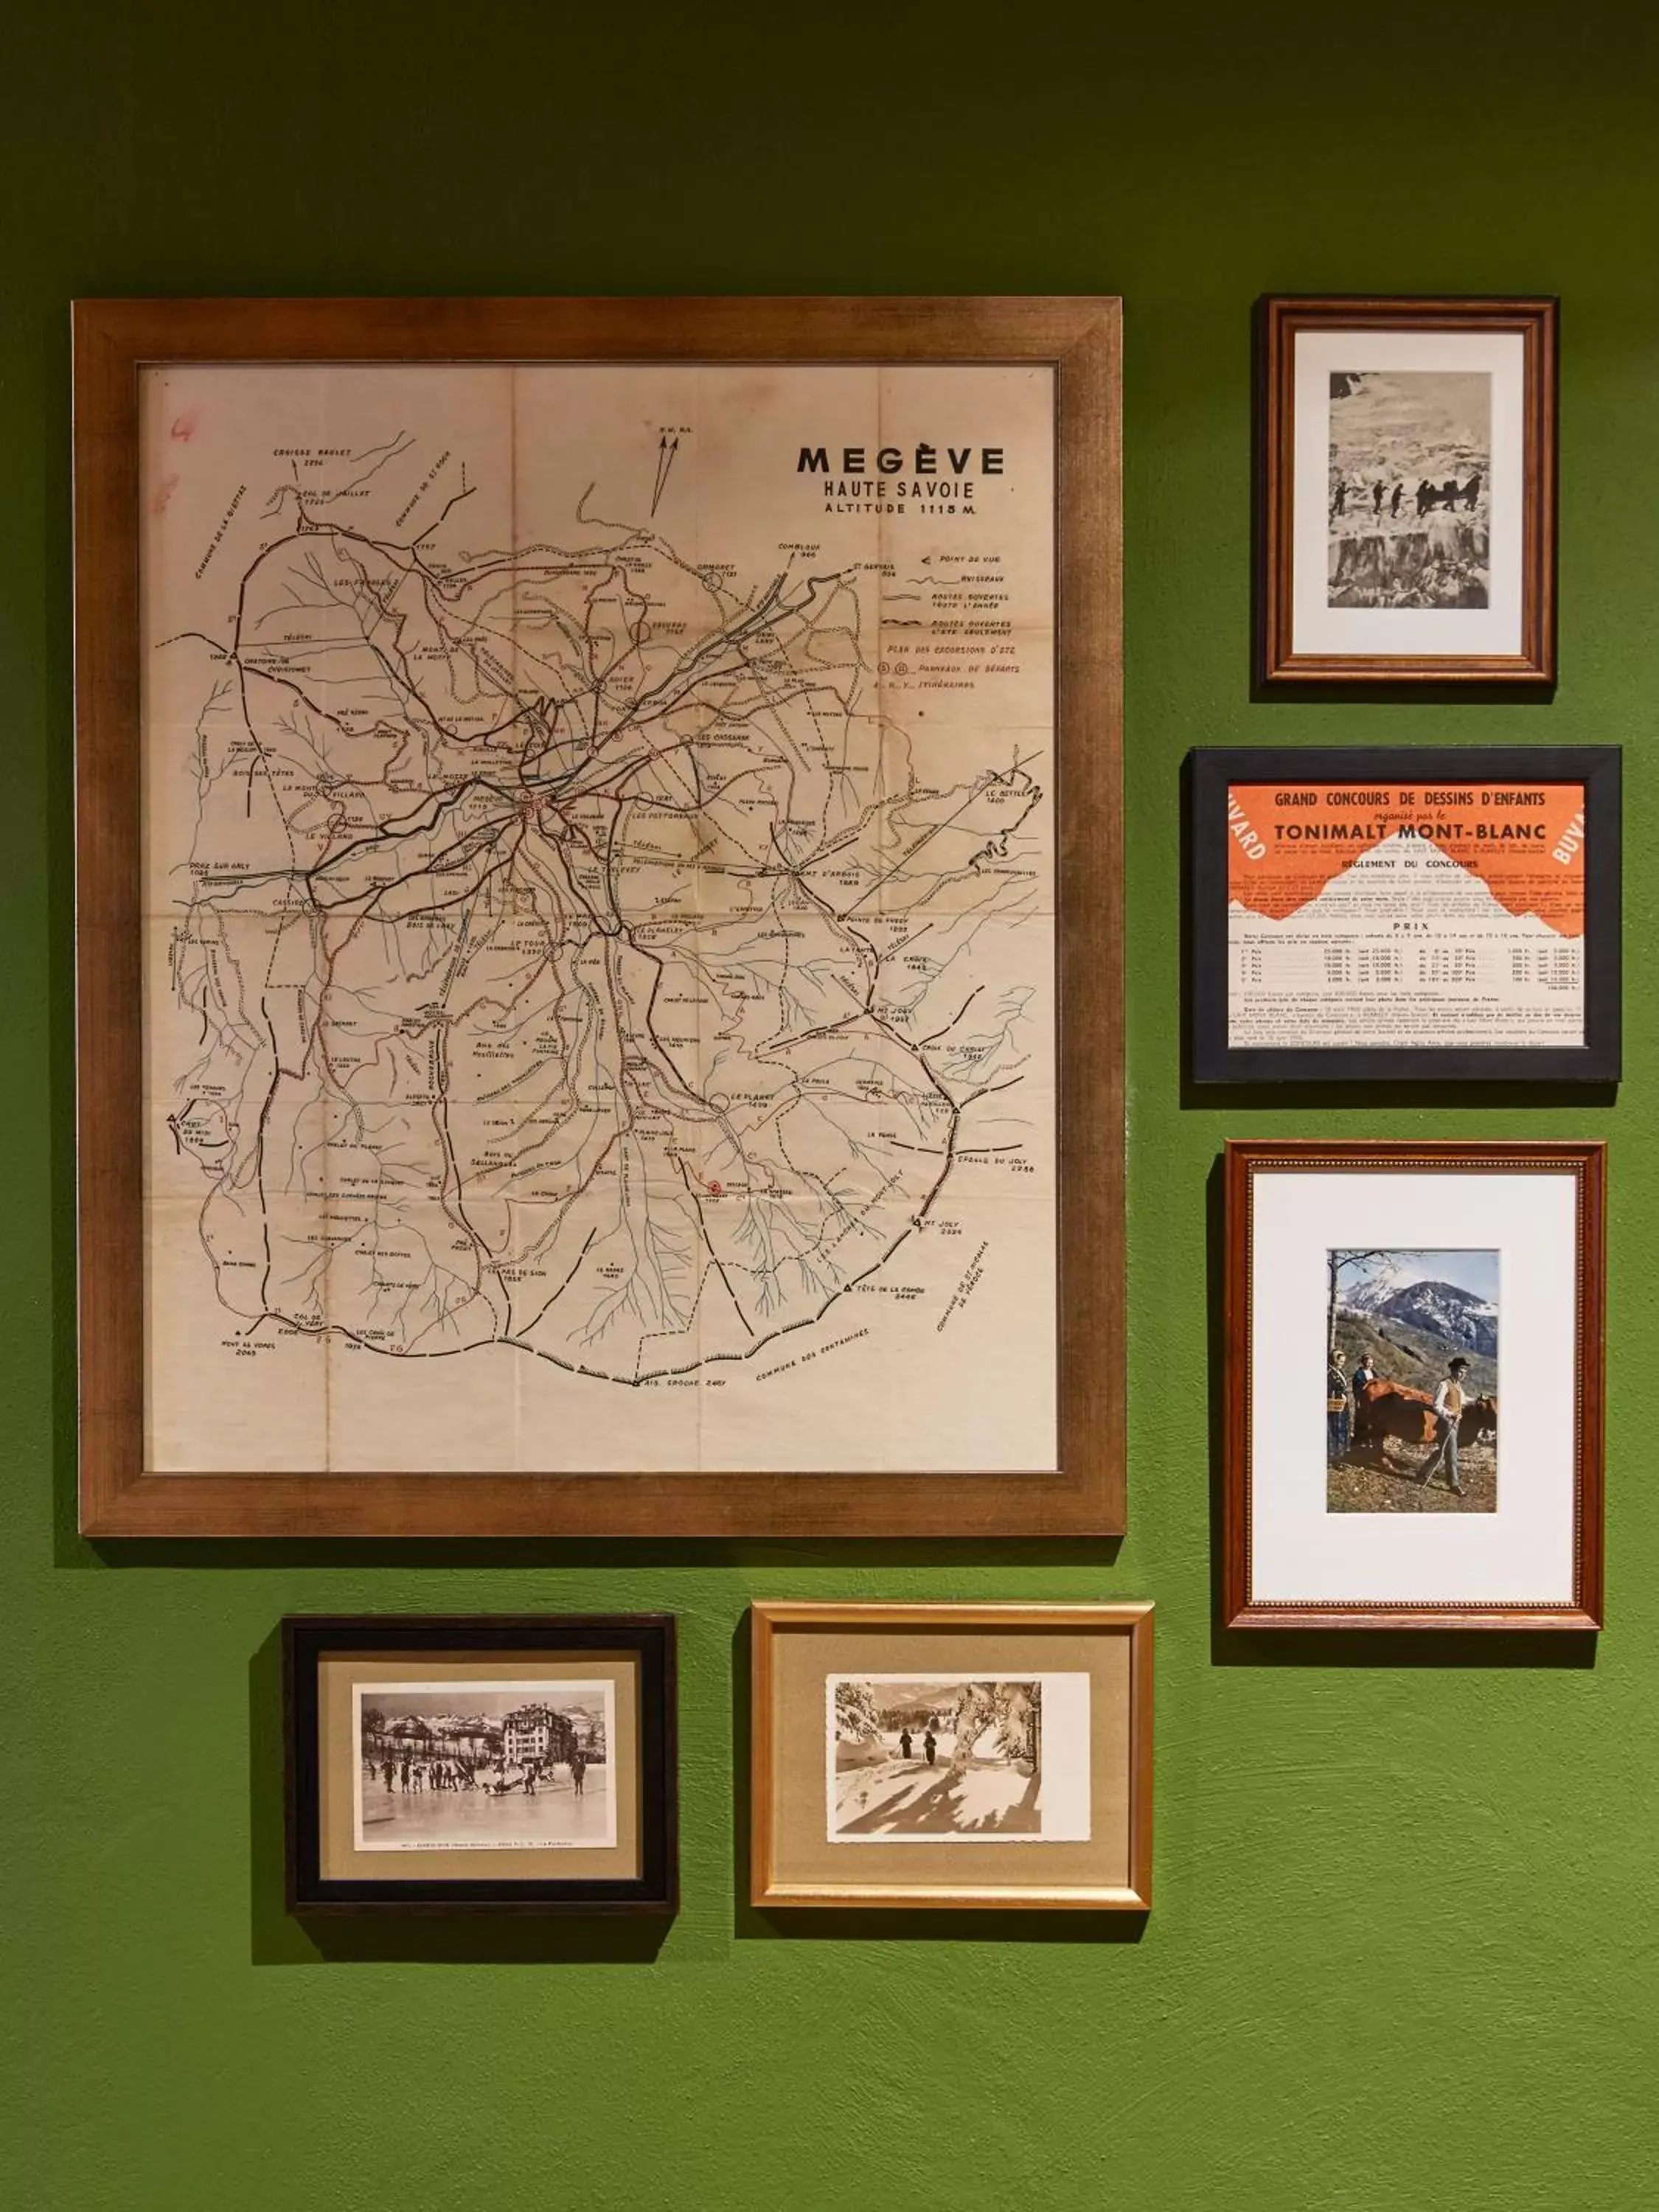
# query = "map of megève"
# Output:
<box><xmin>142</xmin><ymin>364</ymin><xmax>1057</xmax><ymax>1473</ymax></box>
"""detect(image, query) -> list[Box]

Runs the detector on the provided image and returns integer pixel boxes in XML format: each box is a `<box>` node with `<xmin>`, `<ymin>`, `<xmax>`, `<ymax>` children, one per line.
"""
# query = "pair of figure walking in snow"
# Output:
<box><xmin>896</xmin><ymin>1727</ymin><xmax>939</xmax><ymax>1768</ymax></box>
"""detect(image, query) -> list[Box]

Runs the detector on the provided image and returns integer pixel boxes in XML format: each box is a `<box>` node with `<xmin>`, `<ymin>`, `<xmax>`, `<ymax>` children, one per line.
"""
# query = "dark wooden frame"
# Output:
<box><xmin>283</xmin><ymin>1613</ymin><xmax>678</xmax><ymax>1915</ymax></box>
<box><xmin>750</xmin><ymin>1601</ymin><xmax>1153</xmax><ymax>1910</ymax></box>
<box><xmin>1222</xmin><ymin>1141</ymin><xmax>1606</xmax><ymax>1630</ymax></box>
<box><xmin>1190</xmin><ymin>747</ymin><xmax>1621</xmax><ymax>1085</ymax></box>
<box><xmin>73</xmin><ymin>295</ymin><xmax>1124</xmax><ymax>1538</ymax></box>
<box><xmin>1256</xmin><ymin>294</ymin><xmax>1558</xmax><ymax>687</ymax></box>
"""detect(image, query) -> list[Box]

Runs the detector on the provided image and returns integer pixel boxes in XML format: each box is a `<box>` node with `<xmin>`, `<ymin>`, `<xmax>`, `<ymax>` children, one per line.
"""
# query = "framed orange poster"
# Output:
<box><xmin>1190</xmin><ymin>748</ymin><xmax>1620</xmax><ymax>1085</ymax></box>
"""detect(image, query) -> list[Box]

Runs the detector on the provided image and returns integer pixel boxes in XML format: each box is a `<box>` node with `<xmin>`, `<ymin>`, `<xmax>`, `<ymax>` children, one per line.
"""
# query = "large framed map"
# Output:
<box><xmin>74</xmin><ymin>297</ymin><xmax>1122</xmax><ymax>1536</ymax></box>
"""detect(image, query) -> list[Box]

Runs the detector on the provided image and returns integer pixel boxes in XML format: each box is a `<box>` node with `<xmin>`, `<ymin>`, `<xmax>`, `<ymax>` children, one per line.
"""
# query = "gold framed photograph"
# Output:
<box><xmin>749</xmin><ymin>1601</ymin><xmax>1152</xmax><ymax>1911</ymax></box>
<box><xmin>73</xmin><ymin>294</ymin><xmax>1124</xmax><ymax>1539</ymax></box>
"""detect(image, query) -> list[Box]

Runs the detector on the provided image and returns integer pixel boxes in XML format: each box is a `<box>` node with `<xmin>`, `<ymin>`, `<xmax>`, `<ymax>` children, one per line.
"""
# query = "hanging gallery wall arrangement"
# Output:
<box><xmin>63</xmin><ymin>285</ymin><xmax>1618</xmax><ymax>1933</ymax></box>
<box><xmin>1256</xmin><ymin>295</ymin><xmax>1558</xmax><ymax>687</ymax></box>
<box><xmin>1222</xmin><ymin>1140</ymin><xmax>1605</xmax><ymax>1630</ymax></box>
<box><xmin>1189</xmin><ymin>745</ymin><xmax>1621</xmax><ymax>1085</ymax></box>
<box><xmin>749</xmin><ymin>1601</ymin><xmax>1153</xmax><ymax>1911</ymax></box>
<box><xmin>72</xmin><ymin>295</ymin><xmax>1124</xmax><ymax>1539</ymax></box>
<box><xmin>283</xmin><ymin>1613</ymin><xmax>678</xmax><ymax>1915</ymax></box>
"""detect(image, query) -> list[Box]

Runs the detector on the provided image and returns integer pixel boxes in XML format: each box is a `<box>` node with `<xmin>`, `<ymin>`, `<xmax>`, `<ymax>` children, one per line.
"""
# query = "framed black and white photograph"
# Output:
<box><xmin>751</xmin><ymin>1601</ymin><xmax>1152</xmax><ymax>1910</ymax></box>
<box><xmin>1189</xmin><ymin>747</ymin><xmax>1621</xmax><ymax>1085</ymax></box>
<box><xmin>1223</xmin><ymin>1142</ymin><xmax>1605</xmax><ymax>1631</ymax></box>
<box><xmin>284</xmin><ymin>1614</ymin><xmax>677</xmax><ymax>1913</ymax></box>
<box><xmin>1258</xmin><ymin>296</ymin><xmax>1557</xmax><ymax>686</ymax></box>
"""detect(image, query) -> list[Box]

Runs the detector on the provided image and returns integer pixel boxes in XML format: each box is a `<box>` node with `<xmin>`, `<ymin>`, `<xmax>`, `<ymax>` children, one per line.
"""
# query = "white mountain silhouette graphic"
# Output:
<box><xmin>1231</xmin><ymin>829</ymin><xmax>1566</xmax><ymax>937</ymax></box>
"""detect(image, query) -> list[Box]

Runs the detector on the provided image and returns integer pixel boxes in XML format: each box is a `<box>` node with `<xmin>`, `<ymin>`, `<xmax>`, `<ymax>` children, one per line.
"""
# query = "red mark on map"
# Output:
<box><xmin>150</xmin><ymin>473</ymin><xmax>180</xmax><ymax>515</ymax></box>
<box><xmin>170</xmin><ymin>408</ymin><xmax>202</xmax><ymax>442</ymax></box>
<box><xmin>707</xmin><ymin>1180</ymin><xmax>723</xmax><ymax>1197</ymax></box>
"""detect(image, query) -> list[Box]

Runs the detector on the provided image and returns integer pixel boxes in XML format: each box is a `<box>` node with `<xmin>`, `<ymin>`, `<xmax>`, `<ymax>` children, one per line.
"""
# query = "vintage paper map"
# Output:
<box><xmin>141</xmin><ymin>364</ymin><xmax>1057</xmax><ymax>1472</ymax></box>
<box><xmin>1225</xmin><ymin>779</ymin><xmax>1585</xmax><ymax>1049</ymax></box>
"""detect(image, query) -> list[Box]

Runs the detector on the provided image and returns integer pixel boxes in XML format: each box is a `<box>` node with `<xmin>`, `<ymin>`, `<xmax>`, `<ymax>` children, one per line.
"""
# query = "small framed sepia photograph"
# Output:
<box><xmin>750</xmin><ymin>1601</ymin><xmax>1152</xmax><ymax>1910</ymax></box>
<box><xmin>1257</xmin><ymin>296</ymin><xmax>1557</xmax><ymax>686</ymax></box>
<box><xmin>1223</xmin><ymin>1141</ymin><xmax>1605</xmax><ymax>1630</ymax></box>
<box><xmin>1189</xmin><ymin>745</ymin><xmax>1621</xmax><ymax>1085</ymax></box>
<box><xmin>284</xmin><ymin>1614</ymin><xmax>677</xmax><ymax>1913</ymax></box>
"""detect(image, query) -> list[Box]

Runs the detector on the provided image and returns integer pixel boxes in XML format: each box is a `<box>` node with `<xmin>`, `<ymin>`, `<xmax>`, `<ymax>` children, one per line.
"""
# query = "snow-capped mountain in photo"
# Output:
<box><xmin>1343</xmin><ymin>1276</ymin><xmax>1498</xmax><ymax>1357</ymax></box>
<box><xmin>1337</xmin><ymin>1271</ymin><xmax>1397</xmax><ymax>1318</ymax></box>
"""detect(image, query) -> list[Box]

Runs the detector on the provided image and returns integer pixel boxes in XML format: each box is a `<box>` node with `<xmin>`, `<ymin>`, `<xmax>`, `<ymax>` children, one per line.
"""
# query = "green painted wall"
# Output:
<box><xmin>4</xmin><ymin>4</ymin><xmax>1655</xmax><ymax>2206</ymax></box>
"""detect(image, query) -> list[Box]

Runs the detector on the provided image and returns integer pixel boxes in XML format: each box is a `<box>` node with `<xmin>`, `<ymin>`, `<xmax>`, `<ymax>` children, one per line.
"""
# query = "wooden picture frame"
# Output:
<box><xmin>1190</xmin><ymin>746</ymin><xmax>1621</xmax><ymax>1085</ymax></box>
<box><xmin>750</xmin><ymin>1600</ymin><xmax>1153</xmax><ymax>1910</ymax></box>
<box><xmin>284</xmin><ymin>1613</ymin><xmax>678</xmax><ymax>1914</ymax></box>
<box><xmin>1223</xmin><ymin>1141</ymin><xmax>1605</xmax><ymax>1630</ymax></box>
<box><xmin>1257</xmin><ymin>294</ymin><xmax>1557</xmax><ymax>686</ymax></box>
<box><xmin>74</xmin><ymin>294</ymin><xmax>1124</xmax><ymax>1538</ymax></box>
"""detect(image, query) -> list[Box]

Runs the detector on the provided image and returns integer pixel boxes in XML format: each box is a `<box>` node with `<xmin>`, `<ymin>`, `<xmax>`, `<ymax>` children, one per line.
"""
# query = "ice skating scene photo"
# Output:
<box><xmin>1326</xmin><ymin>369</ymin><xmax>1492</xmax><ymax>609</ymax></box>
<box><xmin>353</xmin><ymin>1682</ymin><xmax>615</xmax><ymax>1850</ymax></box>
<box><xmin>827</xmin><ymin>1674</ymin><xmax>1091</xmax><ymax>1843</ymax></box>
<box><xmin>1325</xmin><ymin>1248</ymin><xmax>1499</xmax><ymax>1516</ymax></box>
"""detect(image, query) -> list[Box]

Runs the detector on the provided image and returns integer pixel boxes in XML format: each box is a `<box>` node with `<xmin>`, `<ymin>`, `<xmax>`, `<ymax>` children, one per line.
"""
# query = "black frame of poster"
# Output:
<box><xmin>1189</xmin><ymin>746</ymin><xmax>1621</xmax><ymax>1085</ymax></box>
<box><xmin>284</xmin><ymin>1613</ymin><xmax>678</xmax><ymax>1916</ymax></box>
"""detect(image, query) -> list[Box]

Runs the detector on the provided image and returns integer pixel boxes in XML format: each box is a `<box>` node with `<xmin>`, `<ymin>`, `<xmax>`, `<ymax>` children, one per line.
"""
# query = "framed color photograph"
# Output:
<box><xmin>74</xmin><ymin>295</ymin><xmax>1124</xmax><ymax>1538</ymax></box>
<box><xmin>1190</xmin><ymin>747</ymin><xmax>1621</xmax><ymax>1085</ymax></box>
<box><xmin>1258</xmin><ymin>296</ymin><xmax>1557</xmax><ymax>686</ymax></box>
<box><xmin>284</xmin><ymin>1613</ymin><xmax>677</xmax><ymax>1913</ymax></box>
<box><xmin>750</xmin><ymin>1601</ymin><xmax>1152</xmax><ymax>1910</ymax></box>
<box><xmin>1223</xmin><ymin>1142</ymin><xmax>1605</xmax><ymax>1630</ymax></box>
